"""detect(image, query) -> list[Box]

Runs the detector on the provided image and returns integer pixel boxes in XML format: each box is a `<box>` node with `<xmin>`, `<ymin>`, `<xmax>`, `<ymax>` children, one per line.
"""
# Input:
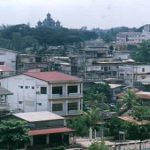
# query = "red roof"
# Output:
<box><xmin>28</xmin><ymin>127</ymin><xmax>74</xmax><ymax>136</ymax></box>
<box><xmin>24</xmin><ymin>71</ymin><xmax>82</xmax><ymax>83</ymax></box>
<box><xmin>0</xmin><ymin>65</ymin><xmax>14</xmax><ymax>72</ymax></box>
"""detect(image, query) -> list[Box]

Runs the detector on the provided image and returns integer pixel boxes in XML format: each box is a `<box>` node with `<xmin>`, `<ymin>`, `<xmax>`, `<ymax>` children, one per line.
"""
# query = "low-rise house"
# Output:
<box><xmin>109</xmin><ymin>84</ymin><xmax>124</xmax><ymax>102</ymax></box>
<box><xmin>13</xmin><ymin>111</ymin><xmax>74</xmax><ymax>147</ymax></box>
<box><xmin>0</xmin><ymin>65</ymin><xmax>15</xmax><ymax>78</ymax></box>
<box><xmin>0</xmin><ymin>71</ymin><xmax>83</xmax><ymax>117</ymax></box>
<box><xmin>17</xmin><ymin>54</ymin><xmax>50</xmax><ymax>73</ymax></box>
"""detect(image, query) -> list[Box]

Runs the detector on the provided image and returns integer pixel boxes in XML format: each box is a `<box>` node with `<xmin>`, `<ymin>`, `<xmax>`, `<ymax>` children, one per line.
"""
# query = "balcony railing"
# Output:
<box><xmin>50</xmin><ymin>93</ymin><xmax>82</xmax><ymax>99</ymax></box>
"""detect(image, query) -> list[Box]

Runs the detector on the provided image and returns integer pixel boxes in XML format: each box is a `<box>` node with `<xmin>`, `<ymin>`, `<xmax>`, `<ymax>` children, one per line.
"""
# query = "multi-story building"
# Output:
<box><xmin>116</xmin><ymin>24</ymin><xmax>150</xmax><ymax>45</ymax></box>
<box><xmin>0</xmin><ymin>71</ymin><xmax>83</xmax><ymax>117</ymax></box>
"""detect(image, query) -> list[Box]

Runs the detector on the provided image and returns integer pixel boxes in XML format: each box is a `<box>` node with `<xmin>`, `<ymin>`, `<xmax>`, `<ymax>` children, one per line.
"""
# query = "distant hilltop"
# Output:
<box><xmin>37</xmin><ymin>13</ymin><xmax>62</xmax><ymax>28</ymax></box>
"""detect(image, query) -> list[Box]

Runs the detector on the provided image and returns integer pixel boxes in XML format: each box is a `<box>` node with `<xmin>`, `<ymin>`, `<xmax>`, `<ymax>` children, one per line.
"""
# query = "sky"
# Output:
<box><xmin>0</xmin><ymin>0</ymin><xmax>150</xmax><ymax>29</ymax></box>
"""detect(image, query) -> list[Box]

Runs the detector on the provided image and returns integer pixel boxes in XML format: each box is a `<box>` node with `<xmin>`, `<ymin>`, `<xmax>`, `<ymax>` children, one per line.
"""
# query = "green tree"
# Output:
<box><xmin>84</xmin><ymin>83</ymin><xmax>111</xmax><ymax>110</ymax></box>
<box><xmin>132</xmin><ymin>40</ymin><xmax>150</xmax><ymax>63</ymax></box>
<box><xmin>88</xmin><ymin>141</ymin><xmax>109</xmax><ymax>150</ymax></box>
<box><xmin>0</xmin><ymin>119</ymin><xmax>30</xmax><ymax>150</ymax></box>
<box><xmin>121</xmin><ymin>90</ymin><xmax>138</xmax><ymax>109</ymax></box>
<box><xmin>69</xmin><ymin>108</ymin><xmax>100</xmax><ymax>137</ymax></box>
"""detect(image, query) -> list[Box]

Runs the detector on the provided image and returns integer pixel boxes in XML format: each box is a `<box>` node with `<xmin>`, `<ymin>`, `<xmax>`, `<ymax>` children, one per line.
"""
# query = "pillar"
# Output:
<box><xmin>30</xmin><ymin>136</ymin><xmax>34</xmax><ymax>146</ymax></box>
<box><xmin>46</xmin><ymin>135</ymin><xmax>49</xmax><ymax>145</ymax></box>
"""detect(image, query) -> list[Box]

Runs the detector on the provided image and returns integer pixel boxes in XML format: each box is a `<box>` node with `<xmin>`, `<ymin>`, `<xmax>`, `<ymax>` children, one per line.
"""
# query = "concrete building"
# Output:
<box><xmin>0</xmin><ymin>48</ymin><xmax>17</xmax><ymax>71</ymax></box>
<box><xmin>13</xmin><ymin>111</ymin><xmax>74</xmax><ymax>147</ymax></box>
<box><xmin>116</xmin><ymin>24</ymin><xmax>150</xmax><ymax>45</ymax></box>
<box><xmin>0</xmin><ymin>71</ymin><xmax>83</xmax><ymax>117</ymax></box>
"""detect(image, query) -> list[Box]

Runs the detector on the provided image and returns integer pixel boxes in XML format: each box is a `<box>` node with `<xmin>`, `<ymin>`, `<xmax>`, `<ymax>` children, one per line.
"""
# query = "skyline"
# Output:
<box><xmin>0</xmin><ymin>0</ymin><xmax>150</xmax><ymax>29</ymax></box>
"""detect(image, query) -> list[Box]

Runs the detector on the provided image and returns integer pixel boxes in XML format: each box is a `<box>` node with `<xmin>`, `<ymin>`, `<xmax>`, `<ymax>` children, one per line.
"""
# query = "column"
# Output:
<box><xmin>66</xmin><ymin>100</ymin><xmax>68</xmax><ymax>115</ymax></box>
<box><xmin>46</xmin><ymin>135</ymin><xmax>49</xmax><ymax>145</ymax></box>
<box><xmin>30</xmin><ymin>136</ymin><xmax>34</xmax><ymax>146</ymax></box>
<box><xmin>50</xmin><ymin>100</ymin><xmax>52</xmax><ymax>112</ymax></box>
<box><xmin>49</xmin><ymin>84</ymin><xmax>52</xmax><ymax>99</ymax></box>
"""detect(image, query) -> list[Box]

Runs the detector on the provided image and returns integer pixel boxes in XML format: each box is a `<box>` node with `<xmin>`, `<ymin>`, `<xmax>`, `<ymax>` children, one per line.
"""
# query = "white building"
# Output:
<box><xmin>0</xmin><ymin>71</ymin><xmax>83</xmax><ymax>116</ymax></box>
<box><xmin>116</xmin><ymin>24</ymin><xmax>150</xmax><ymax>45</ymax></box>
<box><xmin>0</xmin><ymin>48</ymin><xmax>17</xmax><ymax>71</ymax></box>
<box><xmin>118</xmin><ymin>64</ymin><xmax>150</xmax><ymax>85</ymax></box>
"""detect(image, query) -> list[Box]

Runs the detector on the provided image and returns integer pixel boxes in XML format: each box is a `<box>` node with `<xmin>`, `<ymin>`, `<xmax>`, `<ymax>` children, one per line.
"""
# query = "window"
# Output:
<box><xmin>32</xmin><ymin>86</ymin><xmax>35</xmax><ymax>89</ymax></box>
<box><xmin>68</xmin><ymin>85</ymin><xmax>78</xmax><ymax>94</ymax></box>
<box><xmin>25</xmin><ymin>86</ymin><xmax>29</xmax><ymax>89</ymax></box>
<box><xmin>68</xmin><ymin>102</ymin><xmax>78</xmax><ymax>111</ymax></box>
<box><xmin>52</xmin><ymin>103</ymin><xmax>63</xmax><ymax>111</ymax></box>
<box><xmin>0</xmin><ymin>62</ymin><xmax>4</xmax><ymax>65</ymax></box>
<box><xmin>40</xmin><ymin>87</ymin><xmax>47</xmax><ymax>94</ymax></box>
<box><xmin>142</xmin><ymin>68</ymin><xmax>145</xmax><ymax>72</ymax></box>
<box><xmin>52</xmin><ymin>86</ymin><xmax>62</xmax><ymax>95</ymax></box>
<box><xmin>19</xmin><ymin>86</ymin><xmax>23</xmax><ymax>89</ymax></box>
<box><xmin>18</xmin><ymin>101</ymin><xmax>23</xmax><ymax>104</ymax></box>
<box><xmin>37</xmin><ymin>103</ymin><xmax>42</xmax><ymax>106</ymax></box>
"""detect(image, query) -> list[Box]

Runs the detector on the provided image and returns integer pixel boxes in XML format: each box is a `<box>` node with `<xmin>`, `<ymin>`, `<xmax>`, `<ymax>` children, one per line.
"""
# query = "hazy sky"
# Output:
<box><xmin>0</xmin><ymin>0</ymin><xmax>150</xmax><ymax>29</ymax></box>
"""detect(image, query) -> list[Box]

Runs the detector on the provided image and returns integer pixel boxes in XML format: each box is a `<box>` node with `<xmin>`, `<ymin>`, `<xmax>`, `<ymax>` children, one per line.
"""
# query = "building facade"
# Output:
<box><xmin>0</xmin><ymin>71</ymin><xmax>83</xmax><ymax>116</ymax></box>
<box><xmin>0</xmin><ymin>48</ymin><xmax>17</xmax><ymax>71</ymax></box>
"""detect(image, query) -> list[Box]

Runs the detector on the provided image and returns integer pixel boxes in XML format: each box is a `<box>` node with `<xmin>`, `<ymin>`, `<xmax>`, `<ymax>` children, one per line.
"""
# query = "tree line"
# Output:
<box><xmin>0</xmin><ymin>24</ymin><xmax>98</xmax><ymax>53</ymax></box>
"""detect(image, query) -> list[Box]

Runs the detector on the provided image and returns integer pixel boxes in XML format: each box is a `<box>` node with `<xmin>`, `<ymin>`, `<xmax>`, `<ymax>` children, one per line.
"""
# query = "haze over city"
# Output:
<box><xmin>0</xmin><ymin>0</ymin><xmax>150</xmax><ymax>29</ymax></box>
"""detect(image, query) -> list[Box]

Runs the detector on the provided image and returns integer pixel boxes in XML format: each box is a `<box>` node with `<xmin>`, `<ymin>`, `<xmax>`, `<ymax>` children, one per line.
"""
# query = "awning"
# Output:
<box><xmin>28</xmin><ymin>127</ymin><xmax>74</xmax><ymax>136</ymax></box>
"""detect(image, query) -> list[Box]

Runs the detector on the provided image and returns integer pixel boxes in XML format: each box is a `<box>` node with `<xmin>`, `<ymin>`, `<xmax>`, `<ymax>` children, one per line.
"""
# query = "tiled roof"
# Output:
<box><xmin>24</xmin><ymin>71</ymin><xmax>82</xmax><ymax>83</ymax></box>
<box><xmin>28</xmin><ymin>127</ymin><xmax>74</xmax><ymax>136</ymax></box>
<box><xmin>13</xmin><ymin>111</ymin><xmax>64</xmax><ymax>122</ymax></box>
<box><xmin>0</xmin><ymin>86</ymin><xmax>13</xmax><ymax>95</ymax></box>
<box><xmin>0</xmin><ymin>65</ymin><xmax>14</xmax><ymax>72</ymax></box>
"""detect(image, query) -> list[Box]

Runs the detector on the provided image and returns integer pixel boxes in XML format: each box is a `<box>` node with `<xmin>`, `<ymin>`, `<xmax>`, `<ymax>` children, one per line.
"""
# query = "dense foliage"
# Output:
<box><xmin>0</xmin><ymin>24</ymin><xmax>98</xmax><ymax>52</ymax></box>
<box><xmin>68</xmin><ymin>108</ymin><xmax>100</xmax><ymax>137</ymax></box>
<box><xmin>0</xmin><ymin>119</ymin><xmax>30</xmax><ymax>150</ymax></box>
<box><xmin>84</xmin><ymin>83</ymin><xmax>111</xmax><ymax>110</ymax></box>
<box><xmin>131</xmin><ymin>41</ymin><xmax>150</xmax><ymax>63</ymax></box>
<box><xmin>107</xmin><ymin>118</ymin><xmax>150</xmax><ymax>140</ymax></box>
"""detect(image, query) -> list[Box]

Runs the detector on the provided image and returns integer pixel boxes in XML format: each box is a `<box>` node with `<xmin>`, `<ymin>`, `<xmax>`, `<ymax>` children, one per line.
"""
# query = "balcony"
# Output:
<box><xmin>50</xmin><ymin>93</ymin><xmax>82</xmax><ymax>100</ymax></box>
<box><xmin>0</xmin><ymin>102</ymin><xmax>10</xmax><ymax>111</ymax></box>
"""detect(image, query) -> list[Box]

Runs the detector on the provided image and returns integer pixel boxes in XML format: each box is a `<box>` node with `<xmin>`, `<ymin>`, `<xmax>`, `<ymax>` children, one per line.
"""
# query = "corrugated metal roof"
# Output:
<box><xmin>28</xmin><ymin>127</ymin><xmax>74</xmax><ymax>136</ymax></box>
<box><xmin>24</xmin><ymin>71</ymin><xmax>82</xmax><ymax>83</ymax></box>
<box><xmin>13</xmin><ymin>111</ymin><xmax>64</xmax><ymax>122</ymax></box>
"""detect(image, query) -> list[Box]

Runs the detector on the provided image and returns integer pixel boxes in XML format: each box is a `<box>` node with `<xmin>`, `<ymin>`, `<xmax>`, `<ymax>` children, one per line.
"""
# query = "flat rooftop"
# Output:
<box><xmin>13</xmin><ymin>111</ymin><xmax>64</xmax><ymax>122</ymax></box>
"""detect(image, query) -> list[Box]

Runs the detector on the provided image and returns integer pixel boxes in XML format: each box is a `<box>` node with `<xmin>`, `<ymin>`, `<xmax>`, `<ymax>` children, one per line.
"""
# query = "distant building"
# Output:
<box><xmin>116</xmin><ymin>24</ymin><xmax>150</xmax><ymax>45</ymax></box>
<box><xmin>37</xmin><ymin>13</ymin><xmax>62</xmax><ymax>28</ymax></box>
<box><xmin>0</xmin><ymin>48</ymin><xmax>17</xmax><ymax>71</ymax></box>
<box><xmin>0</xmin><ymin>71</ymin><xmax>83</xmax><ymax>117</ymax></box>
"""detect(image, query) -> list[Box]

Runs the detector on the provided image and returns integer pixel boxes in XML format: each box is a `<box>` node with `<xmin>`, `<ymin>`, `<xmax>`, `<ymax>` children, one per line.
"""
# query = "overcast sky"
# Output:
<box><xmin>0</xmin><ymin>0</ymin><xmax>150</xmax><ymax>29</ymax></box>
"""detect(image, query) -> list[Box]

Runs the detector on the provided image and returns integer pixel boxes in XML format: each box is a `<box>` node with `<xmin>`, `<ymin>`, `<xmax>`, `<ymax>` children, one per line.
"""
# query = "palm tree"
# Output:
<box><xmin>83</xmin><ymin>108</ymin><xmax>100</xmax><ymax>140</ymax></box>
<box><xmin>121</xmin><ymin>90</ymin><xmax>137</xmax><ymax>109</ymax></box>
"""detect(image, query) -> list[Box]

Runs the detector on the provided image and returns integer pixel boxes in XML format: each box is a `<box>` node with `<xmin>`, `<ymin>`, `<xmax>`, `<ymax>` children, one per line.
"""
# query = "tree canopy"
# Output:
<box><xmin>131</xmin><ymin>40</ymin><xmax>150</xmax><ymax>63</ymax></box>
<box><xmin>0</xmin><ymin>24</ymin><xmax>98</xmax><ymax>53</ymax></box>
<box><xmin>0</xmin><ymin>119</ymin><xmax>30</xmax><ymax>150</ymax></box>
